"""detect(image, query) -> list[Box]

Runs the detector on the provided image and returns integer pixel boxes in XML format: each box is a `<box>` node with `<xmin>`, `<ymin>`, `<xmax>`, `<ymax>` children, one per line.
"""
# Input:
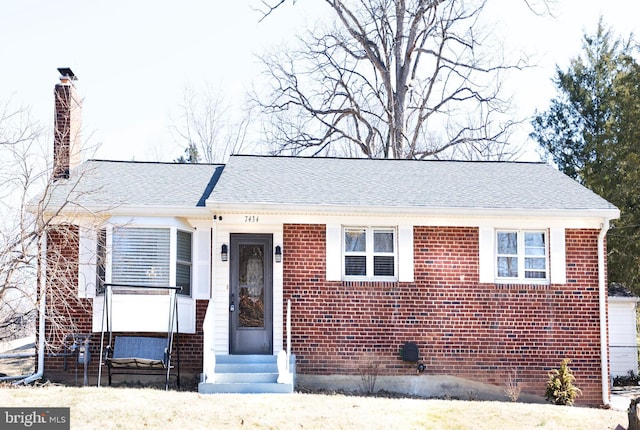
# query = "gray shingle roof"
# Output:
<box><xmin>609</xmin><ymin>283</ymin><xmax>638</xmax><ymax>298</ymax></box>
<box><xmin>208</xmin><ymin>155</ymin><xmax>618</xmax><ymax>214</ymax></box>
<box><xmin>45</xmin><ymin>160</ymin><xmax>223</xmax><ymax>211</ymax></box>
<box><xmin>45</xmin><ymin>156</ymin><xmax>618</xmax><ymax>217</ymax></box>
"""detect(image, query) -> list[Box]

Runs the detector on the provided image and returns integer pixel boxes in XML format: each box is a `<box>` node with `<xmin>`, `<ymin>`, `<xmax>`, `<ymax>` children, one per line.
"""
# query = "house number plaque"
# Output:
<box><xmin>244</xmin><ymin>215</ymin><xmax>260</xmax><ymax>223</ymax></box>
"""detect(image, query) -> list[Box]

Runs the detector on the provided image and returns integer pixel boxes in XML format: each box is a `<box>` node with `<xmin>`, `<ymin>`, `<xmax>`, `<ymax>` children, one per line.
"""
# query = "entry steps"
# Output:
<box><xmin>198</xmin><ymin>354</ymin><xmax>295</xmax><ymax>394</ymax></box>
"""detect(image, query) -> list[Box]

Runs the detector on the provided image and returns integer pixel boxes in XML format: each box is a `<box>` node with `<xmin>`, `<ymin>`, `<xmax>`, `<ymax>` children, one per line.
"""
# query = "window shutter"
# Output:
<box><xmin>192</xmin><ymin>228</ymin><xmax>211</xmax><ymax>299</ymax></box>
<box><xmin>398</xmin><ymin>225</ymin><xmax>414</xmax><ymax>282</ymax></box>
<box><xmin>326</xmin><ymin>224</ymin><xmax>342</xmax><ymax>281</ymax></box>
<box><xmin>549</xmin><ymin>227</ymin><xmax>566</xmax><ymax>284</ymax></box>
<box><xmin>478</xmin><ymin>226</ymin><xmax>495</xmax><ymax>283</ymax></box>
<box><xmin>78</xmin><ymin>226</ymin><xmax>97</xmax><ymax>298</ymax></box>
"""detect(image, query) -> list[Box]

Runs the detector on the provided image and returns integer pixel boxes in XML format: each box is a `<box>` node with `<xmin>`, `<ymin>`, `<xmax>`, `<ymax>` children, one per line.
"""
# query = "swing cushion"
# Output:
<box><xmin>108</xmin><ymin>336</ymin><xmax>168</xmax><ymax>369</ymax></box>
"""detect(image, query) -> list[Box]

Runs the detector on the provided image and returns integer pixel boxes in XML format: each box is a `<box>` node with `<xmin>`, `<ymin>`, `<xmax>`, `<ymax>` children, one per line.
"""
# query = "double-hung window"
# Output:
<box><xmin>344</xmin><ymin>227</ymin><xmax>396</xmax><ymax>280</ymax></box>
<box><xmin>176</xmin><ymin>230</ymin><xmax>192</xmax><ymax>296</ymax></box>
<box><xmin>96</xmin><ymin>228</ymin><xmax>107</xmax><ymax>294</ymax></box>
<box><xmin>496</xmin><ymin>230</ymin><xmax>548</xmax><ymax>281</ymax></box>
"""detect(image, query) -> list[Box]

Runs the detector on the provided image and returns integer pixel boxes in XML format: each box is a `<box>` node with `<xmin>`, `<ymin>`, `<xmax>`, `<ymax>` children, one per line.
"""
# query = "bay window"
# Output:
<box><xmin>98</xmin><ymin>226</ymin><xmax>192</xmax><ymax>296</ymax></box>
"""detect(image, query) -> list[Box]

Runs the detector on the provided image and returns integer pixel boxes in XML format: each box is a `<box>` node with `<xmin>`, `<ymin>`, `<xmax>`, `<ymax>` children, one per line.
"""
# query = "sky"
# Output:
<box><xmin>1</xmin><ymin>0</ymin><xmax>639</xmax><ymax>163</ymax></box>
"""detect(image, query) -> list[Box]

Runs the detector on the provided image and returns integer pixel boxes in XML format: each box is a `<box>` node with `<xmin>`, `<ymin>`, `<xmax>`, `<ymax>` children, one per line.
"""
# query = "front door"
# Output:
<box><xmin>229</xmin><ymin>234</ymin><xmax>273</xmax><ymax>354</ymax></box>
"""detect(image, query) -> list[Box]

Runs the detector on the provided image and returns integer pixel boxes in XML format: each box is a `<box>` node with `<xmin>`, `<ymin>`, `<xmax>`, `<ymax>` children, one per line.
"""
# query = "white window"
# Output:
<box><xmin>176</xmin><ymin>230</ymin><xmax>192</xmax><ymax>296</ymax></box>
<box><xmin>102</xmin><ymin>227</ymin><xmax>192</xmax><ymax>296</ymax></box>
<box><xmin>496</xmin><ymin>230</ymin><xmax>548</xmax><ymax>281</ymax></box>
<box><xmin>96</xmin><ymin>228</ymin><xmax>106</xmax><ymax>294</ymax></box>
<box><xmin>344</xmin><ymin>227</ymin><xmax>396</xmax><ymax>280</ymax></box>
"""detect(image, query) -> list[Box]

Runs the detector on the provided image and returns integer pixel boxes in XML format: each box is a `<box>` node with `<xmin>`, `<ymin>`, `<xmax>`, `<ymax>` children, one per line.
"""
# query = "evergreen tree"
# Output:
<box><xmin>545</xmin><ymin>358</ymin><xmax>582</xmax><ymax>406</ymax></box>
<box><xmin>531</xmin><ymin>19</ymin><xmax>640</xmax><ymax>292</ymax></box>
<box><xmin>174</xmin><ymin>142</ymin><xmax>201</xmax><ymax>163</ymax></box>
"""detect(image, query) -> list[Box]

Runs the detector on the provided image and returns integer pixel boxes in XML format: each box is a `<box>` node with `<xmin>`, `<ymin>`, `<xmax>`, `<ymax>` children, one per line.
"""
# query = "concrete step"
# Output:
<box><xmin>198</xmin><ymin>354</ymin><xmax>296</xmax><ymax>395</ymax></box>
<box><xmin>214</xmin><ymin>363</ymin><xmax>279</xmax><ymax>373</ymax></box>
<box><xmin>215</xmin><ymin>354</ymin><xmax>279</xmax><ymax>364</ymax></box>
<box><xmin>198</xmin><ymin>381</ymin><xmax>294</xmax><ymax>394</ymax></box>
<box><xmin>213</xmin><ymin>372</ymin><xmax>278</xmax><ymax>384</ymax></box>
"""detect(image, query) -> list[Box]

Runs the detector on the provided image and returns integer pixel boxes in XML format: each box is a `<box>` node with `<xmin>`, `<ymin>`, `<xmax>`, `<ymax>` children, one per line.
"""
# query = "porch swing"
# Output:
<box><xmin>97</xmin><ymin>283</ymin><xmax>181</xmax><ymax>390</ymax></box>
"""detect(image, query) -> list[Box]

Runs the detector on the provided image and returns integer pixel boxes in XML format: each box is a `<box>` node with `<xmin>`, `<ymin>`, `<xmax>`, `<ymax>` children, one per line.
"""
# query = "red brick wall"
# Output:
<box><xmin>283</xmin><ymin>224</ymin><xmax>606</xmax><ymax>406</ymax></box>
<box><xmin>43</xmin><ymin>222</ymin><xmax>606</xmax><ymax>403</ymax></box>
<box><xmin>43</xmin><ymin>226</ymin><xmax>205</xmax><ymax>385</ymax></box>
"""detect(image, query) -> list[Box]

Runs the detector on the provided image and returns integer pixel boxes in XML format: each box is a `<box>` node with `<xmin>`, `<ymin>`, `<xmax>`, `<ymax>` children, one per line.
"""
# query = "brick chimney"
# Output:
<box><xmin>53</xmin><ymin>67</ymin><xmax>81</xmax><ymax>180</ymax></box>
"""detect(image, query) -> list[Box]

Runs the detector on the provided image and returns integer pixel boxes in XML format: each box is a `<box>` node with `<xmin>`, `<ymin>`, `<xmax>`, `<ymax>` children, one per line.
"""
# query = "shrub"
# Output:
<box><xmin>545</xmin><ymin>358</ymin><xmax>582</xmax><ymax>406</ymax></box>
<box><xmin>359</xmin><ymin>359</ymin><xmax>380</xmax><ymax>395</ymax></box>
<box><xmin>504</xmin><ymin>368</ymin><xmax>521</xmax><ymax>402</ymax></box>
<box><xmin>613</xmin><ymin>370</ymin><xmax>640</xmax><ymax>386</ymax></box>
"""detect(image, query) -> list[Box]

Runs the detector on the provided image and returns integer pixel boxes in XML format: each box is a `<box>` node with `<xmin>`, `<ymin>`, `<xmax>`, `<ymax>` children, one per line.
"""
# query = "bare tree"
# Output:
<box><xmin>0</xmin><ymin>103</ymin><xmax>102</xmax><ymax>350</ymax></box>
<box><xmin>171</xmin><ymin>86</ymin><xmax>251</xmax><ymax>163</ymax></box>
<box><xmin>253</xmin><ymin>0</ymin><xmax>545</xmax><ymax>159</ymax></box>
<box><xmin>0</xmin><ymin>105</ymin><xmax>44</xmax><ymax>342</ymax></box>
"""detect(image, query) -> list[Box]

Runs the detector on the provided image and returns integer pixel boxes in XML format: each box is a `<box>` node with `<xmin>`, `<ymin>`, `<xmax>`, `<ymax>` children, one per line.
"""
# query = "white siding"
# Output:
<box><xmin>609</xmin><ymin>300</ymin><xmax>639</xmax><ymax>378</ymax></box>
<box><xmin>213</xmin><ymin>229</ymin><xmax>230</xmax><ymax>354</ymax></box>
<box><xmin>210</xmin><ymin>221</ymin><xmax>284</xmax><ymax>355</ymax></box>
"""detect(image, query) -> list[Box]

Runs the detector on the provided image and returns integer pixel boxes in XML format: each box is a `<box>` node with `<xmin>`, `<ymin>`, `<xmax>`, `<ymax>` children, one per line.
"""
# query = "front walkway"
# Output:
<box><xmin>611</xmin><ymin>386</ymin><xmax>640</xmax><ymax>411</ymax></box>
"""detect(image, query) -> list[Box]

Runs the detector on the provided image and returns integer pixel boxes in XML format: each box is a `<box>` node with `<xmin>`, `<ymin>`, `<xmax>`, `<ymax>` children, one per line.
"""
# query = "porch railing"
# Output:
<box><xmin>277</xmin><ymin>299</ymin><xmax>293</xmax><ymax>384</ymax></box>
<box><xmin>286</xmin><ymin>299</ymin><xmax>291</xmax><ymax>373</ymax></box>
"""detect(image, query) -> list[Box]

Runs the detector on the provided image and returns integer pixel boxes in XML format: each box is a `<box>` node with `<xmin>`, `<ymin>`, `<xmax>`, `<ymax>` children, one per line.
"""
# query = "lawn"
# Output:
<box><xmin>0</xmin><ymin>385</ymin><xmax>628</xmax><ymax>429</ymax></box>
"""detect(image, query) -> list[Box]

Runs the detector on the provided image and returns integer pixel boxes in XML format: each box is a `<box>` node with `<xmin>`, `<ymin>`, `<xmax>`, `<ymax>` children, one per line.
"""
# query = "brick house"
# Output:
<box><xmin>41</xmin><ymin>71</ymin><xmax>620</xmax><ymax>406</ymax></box>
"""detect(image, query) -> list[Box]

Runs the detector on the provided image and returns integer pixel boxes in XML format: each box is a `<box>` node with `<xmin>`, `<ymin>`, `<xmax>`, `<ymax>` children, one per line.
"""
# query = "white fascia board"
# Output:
<box><xmin>208</xmin><ymin>202</ymin><xmax>619</xmax><ymax>224</ymax></box>
<box><xmin>609</xmin><ymin>296</ymin><xmax>640</xmax><ymax>303</ymax></box>
<box><xmin>51</xmin><ymin>205</ymin><xmax>212</xmax><ymax>219</ymax></box>
<box><xmin>108</xmin><ymin>215</ymin><xmax>195</xmax><ymax>230</ymax></box>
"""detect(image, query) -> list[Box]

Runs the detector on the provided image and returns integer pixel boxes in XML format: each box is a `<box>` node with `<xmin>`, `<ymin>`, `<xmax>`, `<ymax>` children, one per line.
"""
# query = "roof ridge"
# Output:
<box><xmin>229</xmin><ymin>154</ymin><xmax>546</xmax><ymax>165</ymax></box>
<box><xmin>88</xmin><ymin>159</ymin><xmax>225</xmax><ymax>166</ymax></box>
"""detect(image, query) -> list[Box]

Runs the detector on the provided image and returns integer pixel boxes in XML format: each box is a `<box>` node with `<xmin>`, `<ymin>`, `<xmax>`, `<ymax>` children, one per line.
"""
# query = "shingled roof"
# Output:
<box><xmin>609</xmin><ymin>283</ymin><xmax>638</xmax><ymax>298</ymax></box>
<box><xmin>207</xmin><ymin>155</ymin><xmax>619</xmax><ymax>216</ymax></box>
<box><xmin>44</xmin><ymin>155</ymin><xmax>618</xmax><ymax>218</ymax></box>
<box><xmin>44</xmin><ymin>160</ymin><xmax>223</xmax><ymax>214</ymax></box>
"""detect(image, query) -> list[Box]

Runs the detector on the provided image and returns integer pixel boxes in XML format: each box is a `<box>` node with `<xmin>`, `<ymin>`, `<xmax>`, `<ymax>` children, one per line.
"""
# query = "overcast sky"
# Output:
<box><xmin>1</xmin><ymin>0</ymin><xmax>638</xmax><ymax>163</ymax></box>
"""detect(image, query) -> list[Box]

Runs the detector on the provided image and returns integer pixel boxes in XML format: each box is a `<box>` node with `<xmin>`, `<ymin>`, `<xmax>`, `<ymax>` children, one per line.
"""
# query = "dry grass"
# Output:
<box><xmin>0</xmin><ymin>385</ymin><xmax>627</xmax><ymax>430</ymax></box>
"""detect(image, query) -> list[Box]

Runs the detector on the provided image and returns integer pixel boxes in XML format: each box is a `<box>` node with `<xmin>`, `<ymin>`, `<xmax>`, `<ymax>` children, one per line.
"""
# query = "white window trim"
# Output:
<box><xmin>495</xmin><ymin>229</ymin><xmax>549</xmax><ymax>283</ymax></box>
<box><xmin>86</xmin><ymin>218</ymin><xmax>199</xmax><ymax>334</ymax></box>
<box><xmin>343</xmin><ymin>226</ymin><xmax>398</xmax><ymax>281</ymax></box>
<box><xmin>102</xmin><ymin>225</ymin><xmax>194</xmax><ymax>296</ymax></box>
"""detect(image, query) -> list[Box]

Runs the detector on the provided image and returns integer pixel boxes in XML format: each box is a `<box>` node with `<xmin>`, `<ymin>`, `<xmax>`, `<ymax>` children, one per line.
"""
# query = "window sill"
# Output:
<box><xmin>342</xmin><ymin>276</ymin><xmax>398</xmax><ymax>284</ymax></box>
<box><xmin>341</xmin><ymin>280</ymin><xmax>399</xmax><ymax>289</ymax></box>
<box><xmin>492</xmin><ymin>282</ymin><xmax>550</xmax><ymax>291</ymax></box>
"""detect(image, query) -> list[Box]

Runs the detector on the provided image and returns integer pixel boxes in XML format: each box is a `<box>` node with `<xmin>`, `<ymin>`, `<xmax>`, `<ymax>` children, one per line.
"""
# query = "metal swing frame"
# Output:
<box><xmin>97</xmin><ymin>283</ymin><xmax>181</xmax><ymax>390</ymax></box>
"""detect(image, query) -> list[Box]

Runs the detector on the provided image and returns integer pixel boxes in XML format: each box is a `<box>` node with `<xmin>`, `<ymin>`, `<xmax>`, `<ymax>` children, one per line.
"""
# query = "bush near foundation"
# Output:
<box><xmin>545</xmin><ymin>358</ymin><xmax>581</xmax><ymax>406</ymax></box>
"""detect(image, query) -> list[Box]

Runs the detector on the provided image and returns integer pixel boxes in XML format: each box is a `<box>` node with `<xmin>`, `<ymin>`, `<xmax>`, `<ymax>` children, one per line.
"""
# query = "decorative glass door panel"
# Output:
<box><xmin>239</xmin><ymin>245</ymin><xmax>265</xmax><ymax>328</ymax></box>
<box><xmin>229</xmin><ymin>234</ymin><xmax>273</xmax><ymax>354</ymax></box>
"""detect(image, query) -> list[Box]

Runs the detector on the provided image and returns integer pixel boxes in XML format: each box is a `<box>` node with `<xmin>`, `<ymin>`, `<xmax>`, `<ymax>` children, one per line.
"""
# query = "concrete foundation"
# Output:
<box><xmin>296</xmin><ymin>374</ymin><xmax>546</xmax><ymax>403</ymax></box>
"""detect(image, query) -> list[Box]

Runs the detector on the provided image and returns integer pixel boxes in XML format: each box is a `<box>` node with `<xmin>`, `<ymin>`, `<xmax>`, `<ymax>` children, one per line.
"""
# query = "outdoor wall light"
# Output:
<box><xmin>275</xmin><ymin>245</ymin><xmax>282</xmax><ymax>263</ymax></box>
<box><xmin>221</xmin><ymin>244</ymin><xmax>228</xmax><ymax>262</ymax></box>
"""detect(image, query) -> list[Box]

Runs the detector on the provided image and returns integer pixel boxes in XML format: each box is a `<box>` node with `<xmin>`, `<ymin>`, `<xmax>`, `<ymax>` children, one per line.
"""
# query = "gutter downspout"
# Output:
<box><xmin>16</xmin><ymin>293</ymin><xmax>46</xmax><ymax>385</ymax></box>
<box><xmin>15</xmin><ymin>231</ymin><xmax>47</xmax><ymax>385</ymax></box>
<box><xmin>598</xmin><ymin>219</ymin><xmax>611</xmax><ymax>407</ymax></box>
